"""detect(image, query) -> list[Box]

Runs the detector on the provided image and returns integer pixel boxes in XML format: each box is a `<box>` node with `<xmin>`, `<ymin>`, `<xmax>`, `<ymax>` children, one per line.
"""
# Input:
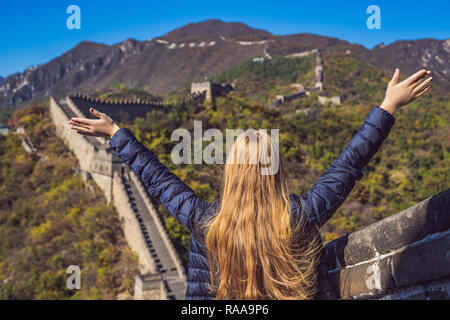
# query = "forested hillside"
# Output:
<box><xmin>209</xmin><ymin>54</ymin><xmax>317</xmax><ymax>105</ymax></box>
<box><xmin>0</xmin><ymin>104</ymin><xmax>138</xmax><ymax>299</ymax></box>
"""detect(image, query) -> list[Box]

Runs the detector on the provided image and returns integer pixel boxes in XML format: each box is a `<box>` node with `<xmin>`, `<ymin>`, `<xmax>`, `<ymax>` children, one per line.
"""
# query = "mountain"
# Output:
<box><xmin>161</xmin><ymin>19</ymin><xmax>273</xmax><ymax>42</ymax></box>
<box><xmin>0</xmin><ymin>40</ymin><xmax>143</xmax><ymax>106</ymax></box>
<box><xmin>0</xmin><ymin>19</ymin><xmax>448</xmax><ymax>108</ymax></box>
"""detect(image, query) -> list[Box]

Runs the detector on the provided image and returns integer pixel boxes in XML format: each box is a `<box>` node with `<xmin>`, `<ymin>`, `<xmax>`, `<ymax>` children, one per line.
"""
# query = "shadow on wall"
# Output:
<box><xmin>319</xmin><ymin>188</ymin><xmax>450</xmax><ymax>300</ymax></box>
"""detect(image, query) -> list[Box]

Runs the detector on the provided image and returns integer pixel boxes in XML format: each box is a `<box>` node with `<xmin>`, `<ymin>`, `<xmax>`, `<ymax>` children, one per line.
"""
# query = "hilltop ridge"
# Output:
<box><xmin>161</xmin><ymin>19</ymin><xmax>274</xmax><ymax>42</ymax></box>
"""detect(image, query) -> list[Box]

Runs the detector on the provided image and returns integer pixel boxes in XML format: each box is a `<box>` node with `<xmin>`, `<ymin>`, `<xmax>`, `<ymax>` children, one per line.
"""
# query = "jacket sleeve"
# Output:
<box><xmin>109</xmin><ymin>128</ymin><xmax>207</xmax><ymax>233</ymax></box>
<box><xmin>299</xmin><ymin>106</ymin><xmax>396</xmax><ymax>228</ymax></box>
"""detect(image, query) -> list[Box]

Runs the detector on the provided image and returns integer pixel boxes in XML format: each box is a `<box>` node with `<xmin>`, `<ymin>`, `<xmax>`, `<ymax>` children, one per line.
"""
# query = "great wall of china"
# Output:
<box><xmin>272</xmin><ymin>48</ymin><xmax>341</xmax><ymax>108</ymax></box>
<box><xmin>150</xmin><ymin>36</ymin><xmax>272</xmax><ymax>50</ymax></box>
<box><xmin>49</xmin><ymin>95</ymin><xmax>186</xmax><ymax>299</ymax></box>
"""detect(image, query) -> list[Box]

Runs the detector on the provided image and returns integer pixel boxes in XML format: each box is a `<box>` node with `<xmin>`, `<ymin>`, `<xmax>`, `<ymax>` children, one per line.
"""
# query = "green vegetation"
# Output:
<box><xmin>322</xmin><ymin>52</ymin><xmax>393</xmax><ymax>105</ymax></box>
<box><xmin>0</xmin><ymin>104</ymin><xmax>138</xmax><ymax>299</ymax></box>
<box><xmin>210</xmin><ymin>55</ymin><xmax>316</xmax><ymax>105</ymax></box>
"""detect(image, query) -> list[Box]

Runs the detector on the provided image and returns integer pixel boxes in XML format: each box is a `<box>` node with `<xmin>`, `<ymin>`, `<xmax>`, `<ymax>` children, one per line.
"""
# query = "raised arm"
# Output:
<box><xmin>68</xmin><ymin>108</ymin><xmax>208</xmax><ymax>233</ymax></box>
<box><xmin>299</xmin><ymin>69</ymin><xmax>432</xmax><ymax>227</ymax></box>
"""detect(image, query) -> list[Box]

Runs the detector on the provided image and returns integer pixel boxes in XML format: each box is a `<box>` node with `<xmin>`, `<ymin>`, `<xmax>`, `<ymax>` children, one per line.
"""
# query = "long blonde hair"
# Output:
<box><xmin>203</xmin><ymin>129</ymin><xmax>323</xmax><ymax>299</ymax></box>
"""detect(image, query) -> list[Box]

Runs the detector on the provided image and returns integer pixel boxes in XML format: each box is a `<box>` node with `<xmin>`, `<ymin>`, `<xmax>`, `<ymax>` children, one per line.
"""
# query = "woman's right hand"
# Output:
<box><xmin>380</xmin><ymin>69</ymin><xmax>432</xmax><ymax>115</ymax></box>
<box><xmin>68</xmin><ymin>107</ymin><xmax>120</xmax><ymax>139</ymax></box>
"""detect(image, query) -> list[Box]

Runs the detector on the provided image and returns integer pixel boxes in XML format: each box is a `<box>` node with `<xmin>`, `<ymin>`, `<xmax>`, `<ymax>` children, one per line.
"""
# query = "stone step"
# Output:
<box><xmin>164</xmin><ymin>278</ymin><xmax>186</xmax><ymax>300</ymax></box>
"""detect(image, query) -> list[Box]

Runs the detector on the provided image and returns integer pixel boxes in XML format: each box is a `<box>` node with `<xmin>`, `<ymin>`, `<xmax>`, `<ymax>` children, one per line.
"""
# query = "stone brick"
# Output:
<box><xmin>327</xmin><ymin>257</ymin><xmax>394</xmax><ymax>299</ymax></box>
<box><xmin>343</xmin><ymin>230</ymin><xmax>377</xmax><ymax>265</ymax></box>
<box><xmin>322</xmin><ymin>189</ymin><xmax>450</xmax><ymax>267</ymax></box>
<box><xmin>391</xmin><ymin>234</ymin><xmax>450</xmax><ymax>287</ymax></box>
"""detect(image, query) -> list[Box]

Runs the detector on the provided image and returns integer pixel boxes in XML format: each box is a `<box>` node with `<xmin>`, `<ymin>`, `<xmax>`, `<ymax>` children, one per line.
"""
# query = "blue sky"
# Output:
<box><xmin>0</xmin><ymin>0</ymin><xmax>448</xmax><ymax>77</ymax></box>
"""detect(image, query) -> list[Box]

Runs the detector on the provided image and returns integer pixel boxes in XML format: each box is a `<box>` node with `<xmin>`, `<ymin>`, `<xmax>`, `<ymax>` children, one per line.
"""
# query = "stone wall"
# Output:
<box><xmin>285</xmin><ymin>48</ymin><xmax>319</xmax><ymax>59</ymax></box>
<box><xmin>50</xmin><ymin>97</ymin><xmax>115</xmax><ymax>202</ymax></box>
<box><xmin>285</xmin><ymin>48</ymin><xmax>323</xmax><ymax>93</ymax></box>
<box><xmin>319</xmin><ymin>188</ymin><xmax>450</xmax><ymax>299</ymax></box>
<box><xmin>190</xmin><ymin>81</ymin><xmax>233</xmax><ymax>102</ymax></box>
<box><xmin>129</xmin><ymin>171</ymin><xmax>186</xmax><ymax>279</ymax></box>
<box><xmin>318</xmin><ymin>95</ymin><xmax>341</xmax><ymax>105</ymax></box>
<box><xmin>112</xmin><ymin>171</ymin><xmax>158</xmax><ymax>273</ymax></box>
<box><xmin>271</xmin><ymin>48</ymin><xmax>339</xmax><ymax>108</ymax></box>
<box><xmin>50</xmin><ymin>97</ymin><xmax>94</xmax><ymax>170</ymax></box>
<box><xmin>191</xmin><ymin>82</ymin><xmax>212</xmax><ymax>101</ymax></box>
<box><xmin>134</xmin><ymin>273</ymin><xmax>165</xmax><ymax>299</ymax></box>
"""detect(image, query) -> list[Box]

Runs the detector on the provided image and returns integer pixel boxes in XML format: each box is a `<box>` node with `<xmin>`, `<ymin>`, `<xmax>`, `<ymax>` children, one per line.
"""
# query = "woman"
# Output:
<box><xmin>69</xmin><ymin>69</ymin><xmax>432</xmax><ymax>299</ymax></box>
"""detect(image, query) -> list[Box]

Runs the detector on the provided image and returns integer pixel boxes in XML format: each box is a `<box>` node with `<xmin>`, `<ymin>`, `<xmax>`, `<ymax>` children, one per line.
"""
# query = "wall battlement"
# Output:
<box><xmin>68</xmin><ymin>93</ymin><xmax>165</xmax><ymax>107</ymax></box>
<box><xmin>67</xmin><ymin>94</ymin><xmax>165</xmax><ymax>124</ymax></box>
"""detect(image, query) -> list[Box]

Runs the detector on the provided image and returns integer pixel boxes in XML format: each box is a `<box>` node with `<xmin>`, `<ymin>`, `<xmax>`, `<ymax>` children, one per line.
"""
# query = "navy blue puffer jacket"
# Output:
<box><xmin>109</xmin><ymin>105</ymin><xmax>395</xmax><ymax>299</ymax></box>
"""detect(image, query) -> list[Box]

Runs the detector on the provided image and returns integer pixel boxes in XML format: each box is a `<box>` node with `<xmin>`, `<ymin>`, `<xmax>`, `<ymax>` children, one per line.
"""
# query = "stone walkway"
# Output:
<box><xmin>122</xmin><ymin>174</ymin><xmax>186</xmax><ymax>299</ymax></box>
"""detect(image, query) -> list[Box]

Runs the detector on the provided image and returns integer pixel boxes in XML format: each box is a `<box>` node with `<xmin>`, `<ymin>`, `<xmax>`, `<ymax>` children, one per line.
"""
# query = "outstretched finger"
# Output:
<box><xmin>70</xmin><ymin>125</ymin><xmax>93</xmax><ymax>135</ymax></box>
<box><xmin>406</xmin><ymin>69</ymin><xmax>430</xmax><ymax>86</ymax></box>
<box><xmin>415</xmin><ymin>85</ymin><xmax>431</xmax><ymax>99</ymax></box>
<box><xmin>413</xmin><ymin>76</ymin><xmax>432</xmax><ymax>94</ymax></box>
<box><xmin>69</xmin><ymin>117</ymin><xmax>93</xmax><ymax>125</ymax></box>
<box><xmin>69</xmin><ymin>120</ymin><xmax>91</xmax><ymax>130</ymax></box>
